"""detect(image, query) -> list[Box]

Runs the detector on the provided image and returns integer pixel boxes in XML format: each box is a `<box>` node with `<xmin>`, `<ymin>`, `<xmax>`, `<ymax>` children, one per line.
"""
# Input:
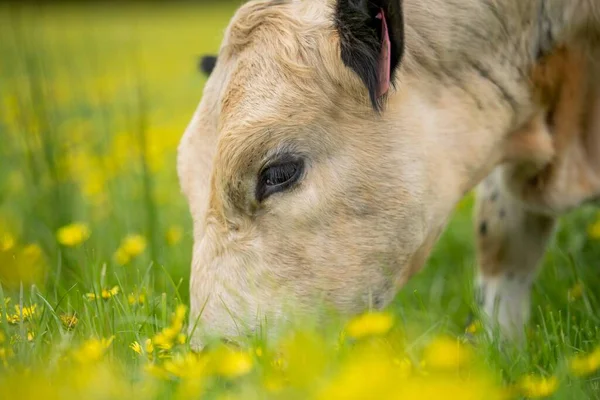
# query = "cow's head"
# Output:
<box><xmin>179</xmin><ymin>0</ymin><xmax>531</xmax><ymax>348</ymax></box>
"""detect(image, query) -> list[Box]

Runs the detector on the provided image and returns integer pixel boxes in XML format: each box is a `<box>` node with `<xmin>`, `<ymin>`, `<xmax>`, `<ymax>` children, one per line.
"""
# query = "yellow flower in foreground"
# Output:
<box><xmin>569</xmin><ymin>347</ymin><xmax>600</xmax><ymax>377</ymax></box>
<box><xmin>114</xmin><ymin>234</ymin><xmax>147</xmax><ymax>265</ymax></box>
<box><xmin>152</xmin><ymin>305</ymin><xmax>187</xmax><ymax>351</ymax></box>
<box><xmin>131</xmin><ymin>339</ymin><xmax>154</xmax><ymax>356</ymax></box>
<box><xmin>165</xmin><ymin>225</ymin><xmax>183</xmax><ymax>246</ymax></box>
<box><xmin>130</xmin><ymin>341</ymin><xmax>143</xmax><ymax>355</ymax></box>
<box><xmin>60</xmin><ymin>314</ymin><xmax>78</xmax><ymax>330</ymax></box>
<box><xmin>73</xmin><ymin>336</ymin><xmax>114</xmax><ymax>364</ymax></box>
<box><xmin>422</xmin><ymin>336</ymin><xmax>473</xmax><ymax>370</ymax></box>
<box><xmin>208</xmin><ymin>346</ymin><xmax>254</xmax><ymax>378</ymax></box>
<box><xmin>56</xmin><ymin>223</ymin><xmax>91</xmax><ymax>247</ymax></box>
<box><xmin>345</xmin><ymin>311</ymin><xmax>394</xmax><ymax>339</ymax></box>
<box><xmin>587</xmin><ymin>217</ymin><xmax>600</xmax><ymax>239</ymax></box>
<box><xmin>518</xmin><ymin>375</ymin><xmax>558</xmax><ymax>398</ymax></box>
<box><xmin>568</xmin><ymin>281</ymin><xmax>584</xmax><ymax>302</ymax></box>
<box><xmin>0</xmin><ymin>233</ymin><xmax>15</xmax><ymax>251</ymax></box>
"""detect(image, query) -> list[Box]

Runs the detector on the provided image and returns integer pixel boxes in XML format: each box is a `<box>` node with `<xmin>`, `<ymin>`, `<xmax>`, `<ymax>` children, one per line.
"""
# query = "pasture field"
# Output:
<box><xmin>0</xmin><ymin>2</ymin><xmax>599</xmax><ymax>399</ymax></box>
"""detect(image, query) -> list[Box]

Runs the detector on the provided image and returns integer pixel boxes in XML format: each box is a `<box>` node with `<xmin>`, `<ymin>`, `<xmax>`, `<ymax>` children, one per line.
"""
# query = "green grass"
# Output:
<box><xmin>0</xmin><ymin>2</ymin><xmax>599</xmax><ymax>399</ymax></box>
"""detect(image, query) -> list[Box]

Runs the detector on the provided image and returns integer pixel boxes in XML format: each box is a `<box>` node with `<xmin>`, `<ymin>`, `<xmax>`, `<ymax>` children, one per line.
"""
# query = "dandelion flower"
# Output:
<box><xmin>27</xmin><ymin>331</ymin><xmax>34</xmax><ymax>342</ymax></box>
<box><xmin>123</xmin><ymin>234</ymin><xmax>147</xmax><ymax>254</ymax></box>
<box><xmin>422</xmin><ymin>336</ymin><xmax>473</xmax><ymax>370</ymax></box>
<box><xmin>465</xmin><ymin>320</ymin><xmax>482</xmax><ymax>335</ymax></box>
<box><xmin>130</xmin><ymin>341</ymin><xmax>143</xmax><ymax>355</ymax></box>
<box><xmin>151</xmin><ymin>305</ymin><xmax>187</xmax><ymax>351</ymax></box>
<box><xmin>114</xmin><ymin>234</ymin><xmax>147</xmax><ymax>265</ymax></box>
<box><xmin>127</xmin><ymin>292</ymin><xmax>146</xmax><ymax>306</ymax></box>
<box><xmin>60</xmin><ymin>314</ymin><xmax>78</xmax><ymax>330</ymax></box>
<box><xmin>144</xmin><ymin>338</ymin><xmax>154</xmax><ymax>354</ymax></box>
<box><xmin>72</xmin><ymin>336</ymin><xmax>114</xmax><ymax>364</ymax></box>
<box><xmin>209</xmin><ymin>346</ymin><xmax>254</xmax><ymax>378</ymax></box>
<box><xmin>165</xmin><ymin>226</ymin><xmax>183</xmax><ymax>246</ymax></box>
<box><xmin>56</xmin><ymin>223</ymin><xmax>91</xmax><ymax>247</ymax></box>
<box><xmin>518</xmin><ymin>375</ymin><xmax>558</xmax><ymax>398</ymax></box>
<box><xmin>177</xmin><ymin>333</ymin><xmax>186</xmax><ymax>345</ymax></box>
<box><xmin>86</xmin><ymin>286</ymin><xmax>119</xmax><ymax>301</ymax></box>
<box><xmin>0</xmin><ymin>233</ymin><xmax>15</xmax><ymax>252</ymax></box>
<box><xmin>9</xmin><ymin>304</ymin><xmax>37</xmax><ymax>324</ymax></box>
<box><xmin>85</xmin><ymin>293</ymin><xmax>97</xmax><ymax>301</ymax></box>
<box><xmin>344</xmin><ymin>311</ymin><xmax>394</xmax><ymax>339</ymax></box>
<box><xmin>569</xmin><ymin>348</ymin><xmax>600</xmax><ymax>377</ymax></box>
<box><xmin>101</xmin><ymin>286</ymin><xmax>120</xmax><ymax>300</ymax></box>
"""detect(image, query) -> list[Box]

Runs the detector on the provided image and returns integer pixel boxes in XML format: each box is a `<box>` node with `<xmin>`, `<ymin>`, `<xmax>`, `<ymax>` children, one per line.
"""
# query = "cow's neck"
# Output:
<box><xmin>395</xmin><ymin>0</ymin><xmax>599</xmax><ymax>220</ymax></box>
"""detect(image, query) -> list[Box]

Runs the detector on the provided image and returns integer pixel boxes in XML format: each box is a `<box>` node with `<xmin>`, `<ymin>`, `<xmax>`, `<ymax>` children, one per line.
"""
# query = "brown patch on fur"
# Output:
<box><xmin>502</xmin><ymin>45</ymin><xmax>600</xmax><ymax>213</ymax></box>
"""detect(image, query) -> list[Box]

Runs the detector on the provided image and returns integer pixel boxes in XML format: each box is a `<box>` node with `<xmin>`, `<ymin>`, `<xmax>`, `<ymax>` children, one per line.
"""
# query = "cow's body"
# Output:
<box><xmin>178</xmin><ymin>0</ymin><xmax>600</xmax><ymax>348</ymax></box>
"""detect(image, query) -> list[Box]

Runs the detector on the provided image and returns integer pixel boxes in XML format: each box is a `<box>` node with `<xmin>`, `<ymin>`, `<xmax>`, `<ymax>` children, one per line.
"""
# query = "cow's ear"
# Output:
<box><xmin>335</xmin><ymin>0</ymin><xmax>404</xmax><ymax>111</ymax></box>
<box><xmin>198</xmin><ymin>55</ymin><xmax>217</xmax><ymax>76</ymax></box>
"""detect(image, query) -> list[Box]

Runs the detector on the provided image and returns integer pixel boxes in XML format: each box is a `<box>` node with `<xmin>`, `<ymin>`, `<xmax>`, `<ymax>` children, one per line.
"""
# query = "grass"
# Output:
<box><xmin>0</xmin><ymin>1</ymin><xmax>599</xmax><ymax>399</ymax></box>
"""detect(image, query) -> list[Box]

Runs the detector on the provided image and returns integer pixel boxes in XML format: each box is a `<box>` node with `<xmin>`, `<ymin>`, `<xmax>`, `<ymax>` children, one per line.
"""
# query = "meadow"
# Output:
<box><xmin>0</xmin><ymin>1</ymin><xmax>599</xmax><ymax>399</ymax></box>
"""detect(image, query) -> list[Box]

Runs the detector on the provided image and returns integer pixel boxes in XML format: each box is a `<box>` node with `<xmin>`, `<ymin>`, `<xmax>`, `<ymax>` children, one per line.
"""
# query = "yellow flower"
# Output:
<box><xmin>113</xmin><ymin>248</ymin><xmax>131</xmax><ymax>265</ymax></box>
<box><xmin>569</xmin><ymin>347</ymin><xmax>600</xmax><ymax>377</ymax></box>
<box><xmin>208</xmin><ymin>346</ymin><xmax>254</xmax><ymax>378</ymax></box>
<box><xmin>165</xmin><ymin>225</ymin><xmax>183</xmax><ymax>246</ymax></box>
<box><xmin>587</xmin><ymin>217</ymin><xmax>600</xmax><ymax>239</ymax></box>
<box><xmin>128</xmin><ymin>292</ymin><xmax>146</xmax><ymax>306</ymax></box>
<box><xmin>177</xmin><ymin>333</ymin><xmax>187</xmax><ymax>345</ymax></box>
<box><xmin>151</xmin><ymin>305</ymin><xmax>187</xmax><ymax>351</ymax></box>
<box><xmin>86</xmin><ymin>286</ymin><xmax>119</xmax><ymax>301</ymax></box>
<box><xmin>568</xmin><ymin>281</ymin><xmax>584</xmax><ymax>302</ymax></box>
<box><xmin>114</xmin><ymin>234</ymin><xmax>147</xmax><ymax>265</ymax></box>
<box><xmin>9</xmin><ymin>304</ymin><xmax>37</xmax><ymax>324</ymax></box>
<box><xmin>130</xmin><ymin>341</ymin><xmax>143</xmax><ymax>355</ymax></box>
<box><xmin>0</xmin><ymin>233</ymin><xmax>15</xmax><ymax>252</ymax></box>
<box><xmin>85</xmin><ymin>293</ymin><xmax>97</xmax><ymax>301</ymax></box>
<box><xmin>56</xmin><ymin>223</ymin><xmax>91</xmax><ymax>247</ymax></box>
<box><xmin>518</xmin><ymin>375</ymin><xmax>558</xmax><ymax>398</ymax></box>
<box><xmin>102</xmin><ymin>286</ymin><xmax>120</xmax><ymax>300</ymax></box>
<box><xmin>60</xmin><ymin>314</ymin><xmax>78</xmax><ymax>330</ymax></box>
<box><xmin>144</xmin><ymin>338</ymin><xmax>154</xmax><ymax>354</ymax></box>
<box><xmin>344</xmin><ymin>311</ymin><xmax>394</xmax><ymax>339</ymax></box>
<box><xmin>131</xmin><ymin>339</ymin><xmax>154</xmax><ymax>356</ymax></box>
<box><xmin>72</xmin><ymin>336</ymin><xmax>114</xmax><ymax>364</ymax></box>
<box><xmin>422</xmin><ymin>336</ymin><xmax>473</xmax><ymax>370</ymax></box>
<box><xmin>27</xmin><ymin>331</ymin><xmax>34</xmax><ymax>342</ymax></box>
<box><xmin>466</xmin><ymin>320</ymin><xmax>482</xmax><ymax>335</ymax></box>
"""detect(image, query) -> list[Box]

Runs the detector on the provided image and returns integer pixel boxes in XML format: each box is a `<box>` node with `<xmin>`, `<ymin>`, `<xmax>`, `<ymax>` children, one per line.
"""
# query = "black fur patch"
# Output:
<box><xmin>198</xmin><ymin>55</ymin><xmax>217</xmax><ymax>76</ymax></box>
<box><xmin>335</xmin><ymin>0</ymin><xmax>404</xmax><ymax>111</ymax></box>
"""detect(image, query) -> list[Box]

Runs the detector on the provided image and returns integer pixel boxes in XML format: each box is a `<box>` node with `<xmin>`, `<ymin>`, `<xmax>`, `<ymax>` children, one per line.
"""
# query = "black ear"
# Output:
<box><xmin>198</xmin><ymin>55</ymin><xmax>218</xmax><ymax>76</ymax></box>
<box><xmin>335</xmin><ymin>0</ymin><xmax>404</xmax><ymax>111</ymax></box>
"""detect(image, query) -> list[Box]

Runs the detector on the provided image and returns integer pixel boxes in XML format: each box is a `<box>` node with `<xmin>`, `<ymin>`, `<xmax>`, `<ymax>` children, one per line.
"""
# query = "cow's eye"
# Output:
<box><xmin>256</xmin><ymin>157</ymin><xmax>304</xmax><ymax>202</ymax></box>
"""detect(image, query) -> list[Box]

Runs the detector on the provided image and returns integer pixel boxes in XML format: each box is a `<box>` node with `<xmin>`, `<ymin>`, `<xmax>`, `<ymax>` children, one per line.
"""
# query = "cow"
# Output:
<box><xmin>179</xmin><ymin>0</ymin><xmax>600</xmax><ymax>349</ymax></box>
